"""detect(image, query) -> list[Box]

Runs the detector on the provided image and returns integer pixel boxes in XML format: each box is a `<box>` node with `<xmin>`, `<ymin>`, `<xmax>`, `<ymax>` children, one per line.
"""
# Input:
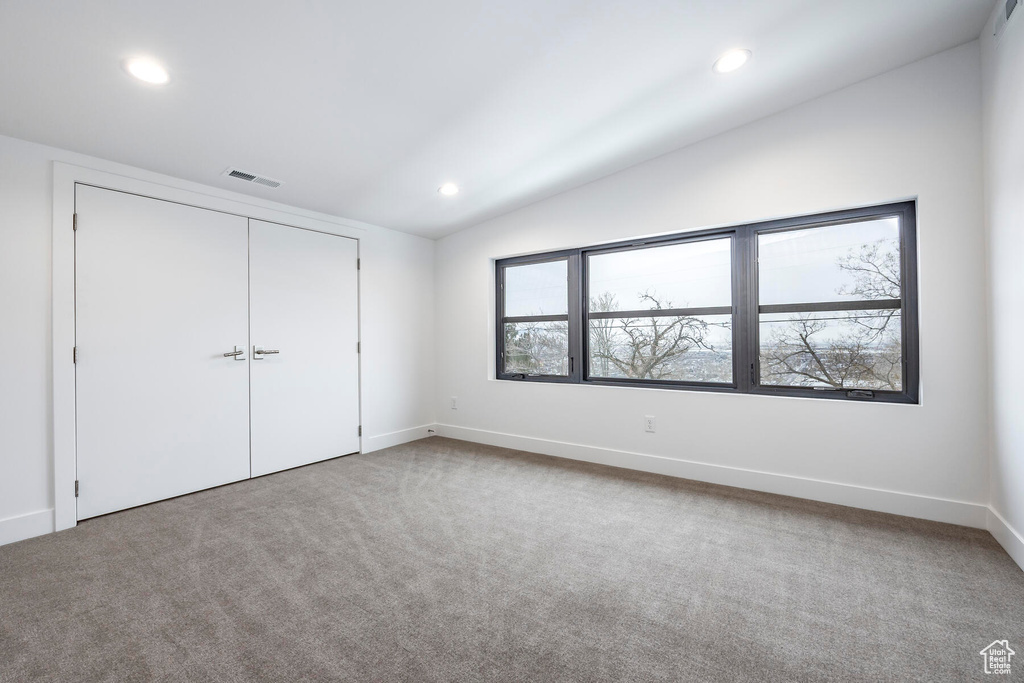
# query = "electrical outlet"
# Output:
<box><xmin>644</xmin><ymin>415</ymin><xmax>656</xmax><ymax>433</ymax></box>
<box><xmin>450</xmin><ymin>396</ymin><xmax>458</xmax><ymax>410</ymax></box>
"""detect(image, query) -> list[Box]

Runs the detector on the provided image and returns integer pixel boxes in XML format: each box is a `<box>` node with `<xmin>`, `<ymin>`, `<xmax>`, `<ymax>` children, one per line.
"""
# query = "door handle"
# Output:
<box><xmin>223</xmin><ymin>345</ymin><xmax>246</xmax><ymax>360</ymax></box>
<box><xmin>253</xmin><ymin>346</ymin><xmax>279</xmax><ymax>359</ymax></box>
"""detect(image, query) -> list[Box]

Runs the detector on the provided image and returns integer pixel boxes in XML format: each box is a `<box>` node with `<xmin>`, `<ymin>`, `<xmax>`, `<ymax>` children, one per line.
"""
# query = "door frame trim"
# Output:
<box><xmin>53</xmin><ymin>162</ymin><xmax>366</xmax><ymax>531</ymax></box>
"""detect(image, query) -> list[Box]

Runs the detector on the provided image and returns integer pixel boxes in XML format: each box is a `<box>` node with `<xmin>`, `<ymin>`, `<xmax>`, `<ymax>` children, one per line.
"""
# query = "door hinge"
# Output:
<box><xmin>74</xmin><ymin>480</ymin><xmax>79</xmax><ymax>497</ymax></box>
<box><xmin>750</xmin><ymin>362</ymin><xmax>756</xmax><ymax>384</ymax></box>
<box><xmin>357</xmin><ymin>341</ymin><xmax>361</xmax><ymax>353</ymax></box>
<box><xmin>357</xmin><ymin>258</ymin><xmax>360</xmax><ymax>270</ymax></box>
<box><xmin>358</xmin><ymin>425</ymin><xmax>362</xmax><ymax>437</ymax></box>
<box><xmin>73</xmin><ymin>213</ymin><xmax>78</xmax><ymax>231</ymax></box>
<box><xmin>73</xmin><ymin>347</ymin><xmax>77</xmax><ymax>363</ymax></box>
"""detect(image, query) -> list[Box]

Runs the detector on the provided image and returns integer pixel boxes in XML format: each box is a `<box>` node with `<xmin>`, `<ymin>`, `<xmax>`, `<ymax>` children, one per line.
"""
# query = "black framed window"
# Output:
<box><xmin>585</xmin><ymin>235</ymin><xmax>735</xmax><ymax>386</ymax></box>
<box><xmin>495</xmin><ymin>201</ymin><xmax>918</xmax><ymax>403</ymax></box>
<box><xmin>496</xmin><ymin>251</ymin><xmax>581</xmax><ymax>382</ymax></box>
<box><xmin>755</xmin><ymin>215</ymin><xmax>912</xmax><ymax>396</ymax></box>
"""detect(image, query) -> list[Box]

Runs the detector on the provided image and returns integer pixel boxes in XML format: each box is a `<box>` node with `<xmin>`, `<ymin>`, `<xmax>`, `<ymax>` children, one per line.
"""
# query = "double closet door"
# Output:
<box><xmin>74</xmin><ymin>185</ymin><xmax>359</xmax><ymax>520</ymax></box>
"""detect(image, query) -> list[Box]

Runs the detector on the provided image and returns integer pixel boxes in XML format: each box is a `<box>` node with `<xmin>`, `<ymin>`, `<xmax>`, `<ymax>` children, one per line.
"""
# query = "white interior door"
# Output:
<box><xmin>248</xmin><ymin>220</ymin><xmax>360</xmax><ymax>477</ymax></box>
<box><xmin>75</xmin><ymin>185</ymin><xmax>251</xmax><ymax>519</ymax></box>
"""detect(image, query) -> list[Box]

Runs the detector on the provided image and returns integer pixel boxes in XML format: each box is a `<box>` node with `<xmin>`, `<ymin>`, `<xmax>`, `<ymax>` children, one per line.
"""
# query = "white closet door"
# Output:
<box><xmin>248</xmin><ymin>220</ymin><xmax>360</xmax><ymax>477</ymax></box>
<box><xmin>75</xmin><ymin>185</ymin><xmax>251</xmax><ymax>520</ymax></box>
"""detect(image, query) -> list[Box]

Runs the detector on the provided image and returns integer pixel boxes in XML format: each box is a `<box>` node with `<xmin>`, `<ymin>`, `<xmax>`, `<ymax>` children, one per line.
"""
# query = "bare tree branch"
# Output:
<box><xmin>760</xmin><ymin>237</ymin><xmax>903</xmax><ymax>391</ymax></box>
<box><xmin>589</xmin><ymin>291</ymin><xmax>725</xmax><ymax>380</ymax></box>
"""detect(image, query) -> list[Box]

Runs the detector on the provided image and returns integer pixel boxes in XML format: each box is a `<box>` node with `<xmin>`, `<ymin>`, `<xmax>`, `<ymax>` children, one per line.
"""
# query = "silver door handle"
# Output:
<box><xmin>253</xmin><ymin>347</ymin><xmax>279</xmax><ymax>356</ymax></box>
<box><xmin>224</xmin><ymin>345</ymin><xmax>246</xmax><ymax>360</ymax></box>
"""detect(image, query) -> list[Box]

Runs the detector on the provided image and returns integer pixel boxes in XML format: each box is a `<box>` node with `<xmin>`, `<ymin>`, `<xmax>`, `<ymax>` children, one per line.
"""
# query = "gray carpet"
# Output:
<box><xmin>1</xmin><ymin>437</ymin><xmax>1021</xmax><ymax>682</ymax></box>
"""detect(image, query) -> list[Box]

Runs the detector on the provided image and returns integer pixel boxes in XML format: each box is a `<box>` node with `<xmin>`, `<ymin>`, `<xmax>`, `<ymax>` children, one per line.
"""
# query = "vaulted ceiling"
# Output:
<box><xmin>0</xmin><ymin>1</ymin><xmax>992</xmax><ymax>237</ymax></box>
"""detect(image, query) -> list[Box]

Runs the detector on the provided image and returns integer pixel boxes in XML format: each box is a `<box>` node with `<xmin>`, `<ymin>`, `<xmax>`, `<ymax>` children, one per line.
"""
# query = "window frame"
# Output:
<box><xmin>495</xmin><ymin>249</ymin><xmax>581</xmax><ymax>383</ymax></box>
<box><xmin>494</xmin><ymin>201</ymin><xmax>919</xmax><ymax>404</ymax></box>
<box><xmin>747</xmin><ymin>201</ymin><xmax>919</xmax><ymax>403</ymax></box>
<box><xmin>581</xmin><ymin>229</ymin><xmax>742</xmax><ymax>392</ymax></box>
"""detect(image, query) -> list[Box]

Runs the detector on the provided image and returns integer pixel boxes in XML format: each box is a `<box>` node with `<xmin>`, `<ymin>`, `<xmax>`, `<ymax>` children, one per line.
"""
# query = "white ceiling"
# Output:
<box><xmin>0</xmin><ymin>1</ymin><xmax>992</xmax><ymax>238</ymax></box>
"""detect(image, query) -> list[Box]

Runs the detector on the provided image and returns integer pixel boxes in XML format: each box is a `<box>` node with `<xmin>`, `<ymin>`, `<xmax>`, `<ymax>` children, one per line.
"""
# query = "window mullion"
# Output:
<box><xmin>495</xmin><ymin>262</ymin><xmax>505</xmax><ymax>379</ymax></box>
<box><xmin>758</xmin><ymin>299</ymin><xmax>901</xmax><ymax>315</ymax></box>
<box><xmin>568</xmin><ymin>251</ymin><xmax>583</xmax><ymax>383</ymax></box>
<box><xmin>734</xmin><ymin>227</ymin><xmax>756</xmax><ymax>393</ymax></box>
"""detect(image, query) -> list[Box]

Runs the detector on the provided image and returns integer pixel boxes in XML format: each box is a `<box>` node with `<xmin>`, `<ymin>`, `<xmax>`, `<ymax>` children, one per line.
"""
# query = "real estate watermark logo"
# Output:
<box><xmin>980</xmin><ymin>640</ymin><xmax>1015</xmax><ymax>675</ymax></box>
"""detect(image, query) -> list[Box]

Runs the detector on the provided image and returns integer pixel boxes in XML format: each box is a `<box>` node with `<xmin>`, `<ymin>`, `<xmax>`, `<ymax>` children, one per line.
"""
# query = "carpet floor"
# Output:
<box><xmin>1</xmin><ymin>437</ymin><xmax>1021</xmax><ymax>682</ymax></box>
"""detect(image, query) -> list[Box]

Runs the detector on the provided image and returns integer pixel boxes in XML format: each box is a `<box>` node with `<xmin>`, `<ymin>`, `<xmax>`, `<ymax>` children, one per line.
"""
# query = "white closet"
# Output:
<box><xmin>74</xmin><ymin>185</ymin><xmax>359</xmax><ymax>520</ymax></box>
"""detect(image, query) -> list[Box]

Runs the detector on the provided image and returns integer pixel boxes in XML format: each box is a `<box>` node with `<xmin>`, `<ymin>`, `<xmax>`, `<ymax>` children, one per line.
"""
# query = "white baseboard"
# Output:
<box><xmin>4</xmin><ymin>431</ymin><xmax>1013</xmax><ymax>571</ymax></box>
<box><xmin>0</xmin><ymin>508</ymin><xmax>54</xmax><ymax>547</ymax></box>
<box><xmin>434</xmin><ymin>424</ymin><xmax>989</xmax><ymax>529</ymax></box>
<box><xmin>1</xmin><ymin>427</ymin><xmax>436</xmax><ymax>547</ymax></box>
<box><xmin>988</xmin><ymin>508</ymin><xmax>1024</xmax><ymax>572</ymax></box>
<box><xmin>362</xmin><ymin>424</ymin><xmax>435</xmax><ymax>453</ymax></box>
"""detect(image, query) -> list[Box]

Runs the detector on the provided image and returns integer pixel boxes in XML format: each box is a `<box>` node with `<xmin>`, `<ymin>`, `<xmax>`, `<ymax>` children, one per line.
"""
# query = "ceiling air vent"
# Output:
<box><xmin>995</xmin><ymin>0</ymin><xmax>1018</xmax><ymax>41</ymax></box>
<box><xmin>222</xmin><ymin>167</ymin><xmax>283</xmax><ymax>189</ymax></box>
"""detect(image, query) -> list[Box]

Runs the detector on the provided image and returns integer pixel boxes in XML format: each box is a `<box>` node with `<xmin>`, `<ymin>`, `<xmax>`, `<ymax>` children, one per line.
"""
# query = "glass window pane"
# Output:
<box><xmin>588</xmin><ymin>238</ymin><xmax>731</xmax><ymax>313</ymax></box>
<box><xmin>759</xmin><ymin>310</ymin><xmax>902</xmax><ymax>390</ymax></box>
<box><xmin>504</xmin><ymin>260</ymin><xmax>567</xmax><ymax>317</ymax></box>
<box><xmin>589</xmin><ymin>314</ymin><xmax>732</xmax><ymax>383</ymax></box>
<box><xmin>758</xmin><ymin>218</ymin><xmax>901</xmax><ymax>305</ymax></box>
<box><xmin>504</xmin><ymin>321</ymin><xmax>568</xmax><ymax>375</ymax></box>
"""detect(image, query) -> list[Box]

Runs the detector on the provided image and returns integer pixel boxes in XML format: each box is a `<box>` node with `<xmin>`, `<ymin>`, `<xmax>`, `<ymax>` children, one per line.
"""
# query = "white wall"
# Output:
<box><xmin>982</xmin><ymin>5</ymin><xmax>1024</xmax><ymax>567</ymax></box>
<box><xmin>0</xmin><ymin>133</ymin><xmax>436</xmax><ymax>545</ymax></box>
<box><xmin>435</xmin><ymin>42</ymin><xmax>990</xmax><ymax>527</ymax></box>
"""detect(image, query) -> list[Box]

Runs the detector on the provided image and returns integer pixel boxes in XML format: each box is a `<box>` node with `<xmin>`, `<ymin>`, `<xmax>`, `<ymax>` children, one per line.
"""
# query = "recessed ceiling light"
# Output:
<box><xmin>124</xmin><ymin>57</ymin><xmax>170</xmax><ymax>85</ymax></box>
<box><xmin>438</xmin><ymin>182</ymin><xmax>459</xmax><ymax>196</ymax></box>
<box><xmin>712</xmin><ymin>49</ymin><xmax>751</xmax><ymax>74</ymax></box>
